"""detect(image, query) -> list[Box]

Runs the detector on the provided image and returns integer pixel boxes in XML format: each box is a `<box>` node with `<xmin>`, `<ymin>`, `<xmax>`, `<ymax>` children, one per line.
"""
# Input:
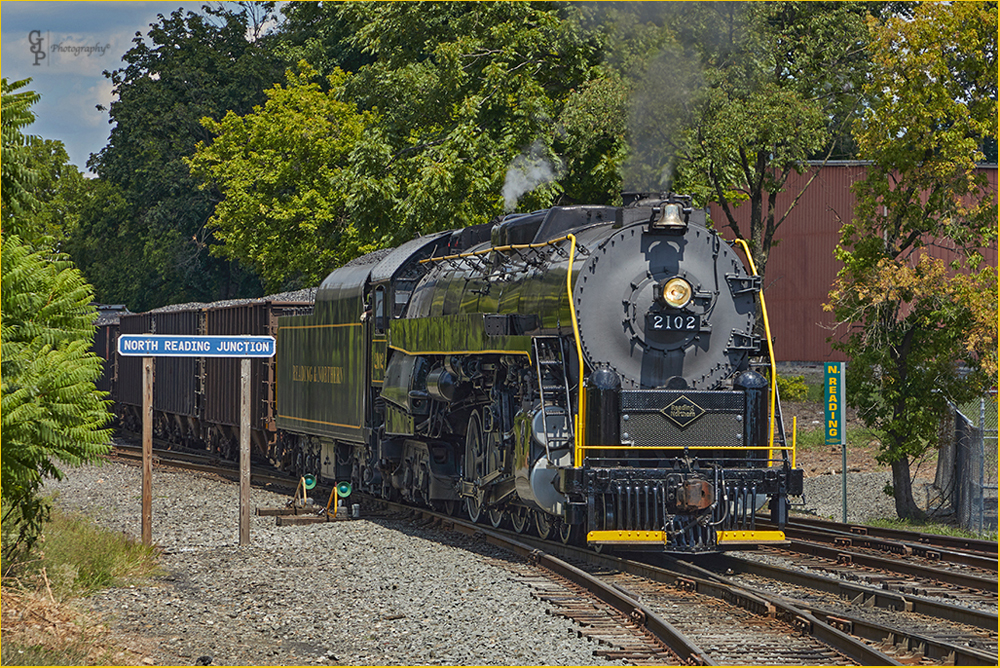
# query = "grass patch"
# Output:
<box><xmin>804</xmin><ymin>381</ymin><xmax>824</xmax><ymax>403</ymax></box>
<box><xmin>5</xmin><ymin>505</ymin><xmax>162</xmax><ymax>597</ymax></box>
<box><xmin>792</xmin><ymin>424</ymin><xmax>876</xmax><ymax>452</ymax></box>
<box><xmin>867</xmin><ymin>516</ymin><xmax>998</xmax><ymax>542</ymax></box>
<box><xmin>2</xmin><ymin>503</ymin><xmax>163</xmax><ymax>665</ymax></box>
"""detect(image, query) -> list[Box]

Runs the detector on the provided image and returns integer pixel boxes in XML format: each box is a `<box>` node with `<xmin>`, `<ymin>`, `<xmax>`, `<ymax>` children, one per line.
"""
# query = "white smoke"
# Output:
<box><xmin>501</xmin><ymin>140</ymin><xmax>564</xmax><ymax>211</ymax></box>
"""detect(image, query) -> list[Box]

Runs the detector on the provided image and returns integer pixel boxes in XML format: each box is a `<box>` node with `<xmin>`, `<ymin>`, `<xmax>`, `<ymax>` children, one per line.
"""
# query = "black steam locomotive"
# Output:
<box><xmin>99</xmin><ymin>194</ymin><xmax>802</xmax><ymax>553</ymax></box>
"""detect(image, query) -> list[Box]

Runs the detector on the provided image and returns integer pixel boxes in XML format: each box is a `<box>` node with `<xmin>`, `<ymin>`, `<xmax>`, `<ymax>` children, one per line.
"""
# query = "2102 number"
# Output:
<box><xmin>649</xmin><ymin>314</ymin><xmax>698</xmax><ymax>331</ymax></box>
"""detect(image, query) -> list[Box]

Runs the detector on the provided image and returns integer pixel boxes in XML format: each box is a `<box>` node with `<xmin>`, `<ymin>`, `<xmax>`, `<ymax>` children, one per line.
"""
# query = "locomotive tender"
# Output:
<box><xmin>272</xmin><ymin>193</ymin><xmax>803</xmax><ymax>553</ymax></box>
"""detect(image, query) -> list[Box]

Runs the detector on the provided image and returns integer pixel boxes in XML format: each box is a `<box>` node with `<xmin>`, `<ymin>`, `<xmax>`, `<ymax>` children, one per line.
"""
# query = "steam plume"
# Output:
<box><xmin>502</xmin><ymin>140</ymin><xmax>564</xmax><ymax>211</ymax></box>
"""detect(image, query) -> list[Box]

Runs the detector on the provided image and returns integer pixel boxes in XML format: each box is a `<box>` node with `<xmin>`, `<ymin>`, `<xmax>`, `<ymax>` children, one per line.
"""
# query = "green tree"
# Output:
<box><xmin>83</xmin><ymin>5</ymin><xmax>284</xmax><ymax>310</ymax></box>
<box><xmin>1</xmin><ymin>235</ymin><xmax>114</xmax><ymax>559</ymax></box>
<box><xmin>828</xmin><ymin>1</ymin><xmax>998</xmax><ymax>519</ymax></box>
<box><xmin>1</xmin><ymin>80</ymin><xmax>114</xmax><ymax>557</ymax></box>
<box><xmin>331</xmin><ymin>1</ymin><xmax>604</xmax><ymax>243</ymax></box>
<box><xmin>552</xmin><ymin>4</ymin><xmax>682</xmax><ymax>205</ymax></box>
<box><xmin>659</xmin><ymin>2</ymin><xmax>878</xmax><ymax>277</ymax></box>
<box><xmin>271</xmin><ymin>1</ymin><xmax>372</xmax><ymax>76</ymax></box>
<box><xmin>63</xmin><ymin>179</ymin><xmax>148</xmax><ymax>306</ymax></box>
<box><xmin>1</xmin><ymin>78</ymin><xmax>42</xmax><ymax>235</ymax></box>
<box><xmin>189</xmin><ymin>64</ymin><xmax>374</xmax><ymax>291</ymax></box>
<box><xmin>17</xmin><ymin>138</ymin><xmax>88</xmax><ymax>247</ymax></box>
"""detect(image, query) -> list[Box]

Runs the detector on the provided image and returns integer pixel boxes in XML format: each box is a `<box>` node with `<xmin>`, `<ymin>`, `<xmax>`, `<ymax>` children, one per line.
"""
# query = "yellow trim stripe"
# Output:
<box><xmin>717</xmin><ymin>530</ymin><xmax>786</xmax><ymax>543</ymax></box>
<box><xmin>278</xmin><ymin>323</ymin><xmax>363</xmax><ymax>330</ymax></box>
<box><xmin>587</xmin><ymin>530</ymin><xmax>666</xmax><ymax>543</ymax></box>
<box><xmin>388</xmin><ymin>345</ymin><xmax>530</xmax><ymax>357</ymax></box>
<box><xmin>733</xmin><ymin>239</ymin><xmax>777</xmax><ymax>453</ymax></box>
<box><xmin>586</xmin><ymin>530</ymin><xmax>788</xmax><ymax>545</ymax></box>
<box><xmin>277</xmin><ymin>414</ymin><xmax>361</xmax><ymax>430</ymax></box>
<box><xmin>580</xmin><ymin>444</ymin><xmax>792</xmax><ymax>451</ymax></box>
<box><xmin>418</xmin><ymin>235</ymin><xmax>575</xmax><ymax>265</ymax></box>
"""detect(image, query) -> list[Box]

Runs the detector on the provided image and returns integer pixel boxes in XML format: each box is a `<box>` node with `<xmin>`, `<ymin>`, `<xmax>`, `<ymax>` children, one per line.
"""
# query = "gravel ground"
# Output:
<box><xmin>800</xmin><ymin>470</ymin><xmax>900</xmax><ymax>524</ymax></box>
<box><xmin>42</xmin><ymin>456</ymin><xmax>923</xmax><ymax>666</ymax></box>
<box><xmin>43</xmin><ymin>461</ymin><xmax>625</xmax><ymax>667</ymax></box>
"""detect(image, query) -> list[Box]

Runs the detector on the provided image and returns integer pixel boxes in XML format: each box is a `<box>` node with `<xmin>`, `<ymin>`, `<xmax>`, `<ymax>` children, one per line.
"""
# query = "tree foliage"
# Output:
<box><xmin>661</xmin><ymin>2</ymin><xmax>877</xmax><ymax>276</ymax></box>
<box><xmin>189</xmin><ymin>64</ymin><xmax>374</xmax><ymax>291</ymax></box>
<box><xmin>332</xmin><ymin>1</ymin><xmax>604</xmax><ymax>243</ymax></box>
<box><xmin>1</xmin><ymin>81</ymin><xmax>114</xmax><ymax>559</ymax></box>
<box><xmin>186</xmin><ymin>2</ymin><xmax>607</xmax><ymax>283</ymax></box>
<box><xmin>1</xmin><ymin>78</ymin><xmax>43</xmax><ymax>233</ymax></box>
<box><xmin>83</xmin><ymin>5</ymin><xmax>284</xmax><ymax>310</ymax></box>
<box><xmin>828</xmin><ymin>0</ymin><xmax>998</xmax><ymax>520</ymax></box>
<box><xmin>17</xmin><ymin>138</ymin><xmax>88</xmax><ymax>247</ymax></box>
<box><xmin>1</xmin><ymin>235</ymin><xmax>114</xmax><ymax>559</ymax></box>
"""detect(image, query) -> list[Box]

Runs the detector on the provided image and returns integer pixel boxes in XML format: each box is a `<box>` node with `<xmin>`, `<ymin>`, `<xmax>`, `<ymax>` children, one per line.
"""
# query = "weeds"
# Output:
<box><xmin>1</xmin><ymin>503</ymin><xmax>162</xmax><ymax>665</ymax></box>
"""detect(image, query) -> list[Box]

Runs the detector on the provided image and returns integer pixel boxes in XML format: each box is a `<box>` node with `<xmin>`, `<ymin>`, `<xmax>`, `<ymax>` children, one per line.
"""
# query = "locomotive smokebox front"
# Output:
<box><xmin>573</xmin><ymin>199</ymin><xmax>760</xmax><ymax>392</ymax></box>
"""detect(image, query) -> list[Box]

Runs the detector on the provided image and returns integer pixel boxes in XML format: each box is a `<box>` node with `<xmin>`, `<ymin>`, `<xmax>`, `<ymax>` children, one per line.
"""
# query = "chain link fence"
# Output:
<box><xmin>936</xmin><ymin>391</ymin><xmax>997</xmax><ymax>535</ymax></box>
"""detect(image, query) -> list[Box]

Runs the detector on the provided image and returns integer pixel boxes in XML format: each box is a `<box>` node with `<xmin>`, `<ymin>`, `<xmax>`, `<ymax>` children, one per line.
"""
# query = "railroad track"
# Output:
<box><xmin>108</xmin><ymin>445</ymin><xmax>998</xmax><ymax>666</ymax></box>
<box><xmin>771</xmin><ymin>514</ymin><xmax>998</xmax><ymax>556</ymax></box>
<box><xmin>398</xmin><ymin>507</ymin><xmax>886</xmax><ymax>665</ymax></box>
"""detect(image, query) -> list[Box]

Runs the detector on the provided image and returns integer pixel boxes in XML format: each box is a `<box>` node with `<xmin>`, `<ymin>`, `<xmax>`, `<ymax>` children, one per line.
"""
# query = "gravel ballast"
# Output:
<box><xmin>44</xmin><ymin>461</ymin><xmax>625</xmax><ymax>666</ymax></box>
<box><xmin>44</xmin><ymin>458</ymin><xmax>919</xmax><ymax>666</ymax></box>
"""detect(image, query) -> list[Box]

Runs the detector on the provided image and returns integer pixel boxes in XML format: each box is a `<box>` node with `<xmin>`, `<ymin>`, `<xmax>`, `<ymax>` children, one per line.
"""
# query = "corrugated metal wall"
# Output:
<box><xmin>708</xmin><ymin>163</ymin><xmax>998</xmax><ymax>362</ymax></box>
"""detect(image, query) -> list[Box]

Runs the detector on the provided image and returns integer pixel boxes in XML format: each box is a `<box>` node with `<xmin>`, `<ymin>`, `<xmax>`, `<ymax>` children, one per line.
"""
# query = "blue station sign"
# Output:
<box><xmin>117</xmin><ymin>334</ymin><xmax>276</xmax><ymax>358</ymax></box>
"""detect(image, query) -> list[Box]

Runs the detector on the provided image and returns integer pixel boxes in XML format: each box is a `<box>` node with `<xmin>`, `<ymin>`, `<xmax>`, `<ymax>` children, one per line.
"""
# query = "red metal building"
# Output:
<box><xmin>708</xmin><ymin>162</ymin><xmax>998</xmax><ymax>362</ymax></box>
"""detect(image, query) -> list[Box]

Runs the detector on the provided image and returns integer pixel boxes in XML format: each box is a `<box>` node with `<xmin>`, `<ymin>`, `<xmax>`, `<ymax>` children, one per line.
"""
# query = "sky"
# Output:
<box><xmin>1</xmin><ymin>1</ymin><xmax>244</xmax><ymax>174</ymax></box>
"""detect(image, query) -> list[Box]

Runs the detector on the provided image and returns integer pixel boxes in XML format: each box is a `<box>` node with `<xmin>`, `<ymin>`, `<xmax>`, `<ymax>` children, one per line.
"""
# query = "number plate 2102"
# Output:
<box><xmin>647</xmin><ymin>313</ymin><xmax>699</xmax><ymax>331</ymax></box>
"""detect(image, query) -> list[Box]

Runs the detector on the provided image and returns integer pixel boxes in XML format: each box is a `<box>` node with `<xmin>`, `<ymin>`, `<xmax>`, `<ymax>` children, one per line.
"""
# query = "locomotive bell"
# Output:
<box><xmin>650</xmin><ymin>202</ymin><xmax>688</xmax><ymax>232</ymax></box>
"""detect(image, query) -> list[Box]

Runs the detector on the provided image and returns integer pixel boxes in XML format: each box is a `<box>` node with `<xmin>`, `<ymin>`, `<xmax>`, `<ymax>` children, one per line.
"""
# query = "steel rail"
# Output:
<box><xmin>669</xmin><ymin>557</ymin><xmax>998</xmax><ymax>666</ymax></box>
<box><xmin>440</xmin><ymin>515</ymin><xmax>712</xmax><ymax>665</ymax></box>
<box><xmin>768</xmin><ymin>521</ymin><xmax>999</xmax><ymax>572</ymax></box>
<box><xmin>497</xmin><ymin>527</ymin><xmax>899</xmax><ymax>665</ymax></box>
<box><xmin>777</xmin><ymin>537</ymin><xmax>997</xmax><ymax>593</ymax></box>
<box><xmin>712</xmin><ymin>552</ymin><xmax>998</xmax><ymax>631</ymax></box>
<box><xmin>796</xmin><ymin>600</ymin><xmax>998</xmax><ymax>666</ymax></box>
<box><xmin>769</xmin><ymin>514</ymin><xmax>998</xmax><ymax>556</ymax></box>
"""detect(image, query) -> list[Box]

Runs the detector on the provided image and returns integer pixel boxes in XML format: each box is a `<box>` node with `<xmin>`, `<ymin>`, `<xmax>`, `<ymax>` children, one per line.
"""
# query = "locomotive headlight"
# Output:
<box><xmin>661</xmin><ymin>277</ymin><xmax>693</xmax><ymax>308</ymax></box>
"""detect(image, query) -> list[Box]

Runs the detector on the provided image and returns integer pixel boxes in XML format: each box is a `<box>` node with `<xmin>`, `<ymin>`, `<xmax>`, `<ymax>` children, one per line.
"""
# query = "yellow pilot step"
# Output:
<box><xmin>716</xmin><ymin>530</ymin><xmax>787</xmax><ymax>544</ymax></box>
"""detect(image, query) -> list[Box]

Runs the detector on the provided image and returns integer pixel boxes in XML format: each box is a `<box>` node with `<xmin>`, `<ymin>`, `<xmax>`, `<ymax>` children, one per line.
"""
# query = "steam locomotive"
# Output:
<box><xmin>100</xmin><ymin>194</ymin><xmax>802</xmax><ymax>553</ymax></box>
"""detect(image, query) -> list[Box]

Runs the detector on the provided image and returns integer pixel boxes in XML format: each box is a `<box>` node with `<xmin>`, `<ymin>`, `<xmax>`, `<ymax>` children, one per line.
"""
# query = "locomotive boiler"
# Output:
<box><xmin>275</xmin><ymin>194</ymin><xmax>803</xmax><ymax>553</ymax></box>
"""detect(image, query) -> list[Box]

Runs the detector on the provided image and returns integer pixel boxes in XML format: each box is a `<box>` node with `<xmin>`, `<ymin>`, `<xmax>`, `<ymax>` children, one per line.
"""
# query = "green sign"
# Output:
<box><xmin>825</xmin><ymin>362</ymin><xmax>844</xmax><ymax>445</ymax></box>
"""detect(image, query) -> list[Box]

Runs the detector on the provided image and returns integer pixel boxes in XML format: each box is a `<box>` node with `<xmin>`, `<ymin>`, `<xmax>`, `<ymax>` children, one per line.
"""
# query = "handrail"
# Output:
<box><xmin>418</xmin><ymin>236</ymin><xmax>572</xmax><ymax>264</ymax></box>
<box><xmin>732</xmin><ymin>239</ymin><xmax>777</xmax><ymax>452</ymax></box>
<box><xmin>566</xmin><ymin>234</ymin><xmax>586</xmax><ymax>467</ymax></box>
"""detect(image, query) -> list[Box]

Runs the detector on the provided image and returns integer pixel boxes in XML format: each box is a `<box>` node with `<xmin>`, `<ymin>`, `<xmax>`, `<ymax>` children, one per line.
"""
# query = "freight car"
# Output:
<box><xmin>100</xmin><ymin>299</ymin><xmax>312</xmax><ymax>462</ymax></box>
<box><xmin>96</xmin><ymin>194</ymin><xmax>803</xmax><ymax>554</ymax></box>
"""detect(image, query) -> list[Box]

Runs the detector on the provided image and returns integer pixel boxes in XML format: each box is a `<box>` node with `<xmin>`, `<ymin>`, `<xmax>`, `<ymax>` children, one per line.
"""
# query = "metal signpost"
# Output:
<box><xmin>117</xmin><ymin>335</ymin><xmax>276</xmax><ymax>546</ymax></box>
<box><xmin>825</xmin><ymin>362</ymin><xmax>846</xmax><ymax>522</ymax></box>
